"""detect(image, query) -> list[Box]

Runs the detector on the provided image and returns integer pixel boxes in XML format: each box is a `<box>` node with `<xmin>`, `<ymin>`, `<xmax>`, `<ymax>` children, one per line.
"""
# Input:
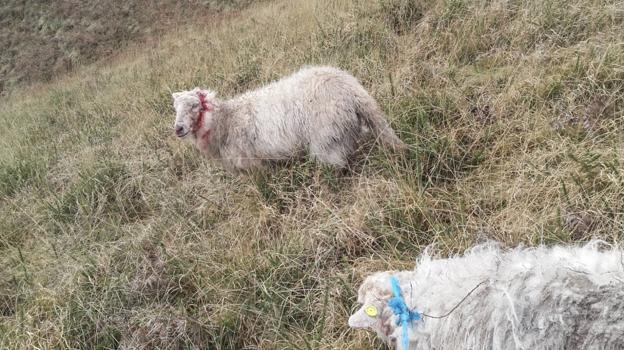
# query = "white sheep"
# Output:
<box><xmin>171</xmin><ymin>66</ymin><xmax>405</xmax><ymax>172</ymax></box>
<box><xmin>349</xmin><ymin>241</ymin><xmax>624</xmax><ymax>349</ymax></box>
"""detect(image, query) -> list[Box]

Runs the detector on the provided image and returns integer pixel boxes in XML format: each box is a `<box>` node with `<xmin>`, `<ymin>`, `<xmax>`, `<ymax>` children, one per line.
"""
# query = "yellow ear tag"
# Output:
<box><xmin>364</xmin><ymin>305</ymin><xmax>378</xmax><ymax>317</ymax></box>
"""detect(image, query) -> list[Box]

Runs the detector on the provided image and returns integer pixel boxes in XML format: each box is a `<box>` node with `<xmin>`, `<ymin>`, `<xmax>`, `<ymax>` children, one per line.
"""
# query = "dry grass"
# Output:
<box><xmin>1</xmin><ymin>0</ymin><xmax>623</xmax><ymax>348</ymax></box>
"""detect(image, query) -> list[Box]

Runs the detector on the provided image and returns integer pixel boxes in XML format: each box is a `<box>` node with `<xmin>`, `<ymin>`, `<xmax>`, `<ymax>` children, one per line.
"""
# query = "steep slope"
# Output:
<box><xmin>0</xmin><ymin>0</ymin><xmax>251</xmax><ymax>91</ymax></box>
<box><xmin>0</xmin><ymin>0</ymin><xmax>622</xmax><ymax>348</ymax></box>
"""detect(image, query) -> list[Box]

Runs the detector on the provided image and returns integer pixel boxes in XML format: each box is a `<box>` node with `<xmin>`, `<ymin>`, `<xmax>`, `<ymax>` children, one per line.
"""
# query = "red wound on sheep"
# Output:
<box><xmin>193</xmin><ymin>91</ymin><xmax>211</xmax><ymax>133</ymax></box>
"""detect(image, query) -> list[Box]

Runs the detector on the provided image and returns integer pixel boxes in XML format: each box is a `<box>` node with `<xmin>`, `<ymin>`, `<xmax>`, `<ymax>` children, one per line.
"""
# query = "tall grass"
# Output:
<box><xmin>0</xmin><ymin>0</ymin><xmax>623</xmax><ymax>348</ymax></box>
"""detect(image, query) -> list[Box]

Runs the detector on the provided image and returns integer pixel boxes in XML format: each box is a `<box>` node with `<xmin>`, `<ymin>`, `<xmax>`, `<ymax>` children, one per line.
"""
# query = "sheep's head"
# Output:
<box><xmin>171</xmin><ymin>88</ymin><xmax>217</xmax><ymax>139</ymax></box>
<box><xmin>349</xmin><ymin>271</ymin><xmax>417</xmax><ymax>345</ymax></box>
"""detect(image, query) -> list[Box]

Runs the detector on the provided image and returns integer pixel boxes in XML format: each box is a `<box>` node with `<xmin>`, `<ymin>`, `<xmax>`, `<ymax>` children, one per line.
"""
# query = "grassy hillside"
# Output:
<box><xmin>0</xmin><ymin>0</ymin><xmax>251</xmax><ymax>92</ymax></box>
<box><xmin>1</xmin><ymin>0</ymin><xmax>623</xmax><ymax>348</ymax></box>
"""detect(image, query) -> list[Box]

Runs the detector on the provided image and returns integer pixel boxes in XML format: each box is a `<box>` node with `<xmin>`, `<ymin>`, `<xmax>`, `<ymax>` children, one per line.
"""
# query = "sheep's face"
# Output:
<box><xmin>171</xmin><ymin>89</ymin><xmax>216</xmax><ymax>139</ymax></box>
<box><xmin>348</xmin><ymin>272</ymin><xmax>399</xmax><ymax>342</ymax></box>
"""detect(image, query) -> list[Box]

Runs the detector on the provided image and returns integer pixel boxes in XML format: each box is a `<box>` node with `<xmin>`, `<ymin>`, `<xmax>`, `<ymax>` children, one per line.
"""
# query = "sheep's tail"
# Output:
<box><xmin>356</xmin><ymin>93</ymin><xmax>407</xmax><ymax>151</ymax></box>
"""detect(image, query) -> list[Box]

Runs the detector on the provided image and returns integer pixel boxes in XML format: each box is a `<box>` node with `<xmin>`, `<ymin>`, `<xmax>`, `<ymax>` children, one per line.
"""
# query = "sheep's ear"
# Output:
<box><xmin>348</xmin><ymin>308</ymin><xmax>376</xmax><ymax>329</ymax></box>
<box><xmin>201</xmin><ymin>90</ymin><xmax>217</xmax><ymax>101</ymax></box>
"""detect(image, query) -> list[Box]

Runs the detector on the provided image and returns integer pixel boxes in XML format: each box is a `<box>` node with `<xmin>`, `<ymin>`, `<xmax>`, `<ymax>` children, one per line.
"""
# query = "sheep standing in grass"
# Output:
<box><xmin>172</xmin><ymin>66</ymin><xmax>405</xmax><ymax>172</ymax></box>
<box><xmin>349</xmin><ymin>242</ymin><xmax>624</xmax><ymax>350</ymax></box>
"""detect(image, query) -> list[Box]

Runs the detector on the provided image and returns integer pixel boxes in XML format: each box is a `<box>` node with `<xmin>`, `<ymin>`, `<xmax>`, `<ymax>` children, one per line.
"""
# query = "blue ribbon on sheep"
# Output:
<box><xmin>388</xmin><ymin>276</ymin><xmax>421</xmax><ymax>350</ymax></box>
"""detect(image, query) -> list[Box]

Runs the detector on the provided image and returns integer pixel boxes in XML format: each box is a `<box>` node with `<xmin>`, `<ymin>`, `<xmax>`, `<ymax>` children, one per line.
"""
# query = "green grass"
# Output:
<box><xmin>1</xmin><ymin>0</ymin><xmax>623</xmax><ymax>348</ymax></box>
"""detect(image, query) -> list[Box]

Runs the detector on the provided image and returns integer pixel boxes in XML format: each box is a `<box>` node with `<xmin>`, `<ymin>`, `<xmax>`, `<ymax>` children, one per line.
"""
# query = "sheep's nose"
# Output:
<box><xmin>175</xmin><ymin>125</ymin><xmax>185</xmax><ymax>136</ymax></box>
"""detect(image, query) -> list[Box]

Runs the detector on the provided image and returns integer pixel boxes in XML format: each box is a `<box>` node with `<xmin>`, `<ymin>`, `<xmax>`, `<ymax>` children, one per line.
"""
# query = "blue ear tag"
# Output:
<box><xmin>388</xmin><ymin>276</ymin><xmax>421</xmax><ymax>350</ymax></box>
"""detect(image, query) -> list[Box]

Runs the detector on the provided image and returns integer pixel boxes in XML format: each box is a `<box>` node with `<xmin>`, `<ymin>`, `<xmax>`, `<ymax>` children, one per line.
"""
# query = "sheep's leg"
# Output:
<box><xmin>309</xmin><ymin>143</ymin><xmax>349</xmax><ymax>168</ymax></box>
<box><xmin>308</xmin><ymin>108</ymin><xmax>360</xmax><ymax>169</ymax></box>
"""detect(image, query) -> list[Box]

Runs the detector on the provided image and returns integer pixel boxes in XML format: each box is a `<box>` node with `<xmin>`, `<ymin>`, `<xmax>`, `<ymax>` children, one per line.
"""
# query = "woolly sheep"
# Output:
<box><xmin>171</xmin><ymin>66</ymin><xmax>405</xmax><ymax>172</ymax></box>
<box><xmin>349</xmin><ymin>242</ymin><xmax>624</xmax><ymax>350</ymax></box>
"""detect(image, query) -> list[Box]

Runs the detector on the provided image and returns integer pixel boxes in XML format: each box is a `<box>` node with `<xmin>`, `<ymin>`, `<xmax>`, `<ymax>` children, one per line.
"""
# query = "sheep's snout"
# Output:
<box><xmin>175</xmin><ymin>125</ymin><xmax>188</xmax><ymax>138</ymax></box>
<box><xmin>348</xmin><ymin>307</ymin><xmax>378</xmax><ymax>329</ymax></box>
<box><xmin>347</xmin><ymin>314</ymin><xmax>360</xmax><ymax>328</ymax></box>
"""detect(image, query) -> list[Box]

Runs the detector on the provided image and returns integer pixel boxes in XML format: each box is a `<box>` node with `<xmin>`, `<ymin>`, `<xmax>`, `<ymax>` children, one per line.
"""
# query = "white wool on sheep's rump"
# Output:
<box><xmin>349</xmin><ymin>242</ymin><xmax>624</xmax><ymax>350</ymax></box>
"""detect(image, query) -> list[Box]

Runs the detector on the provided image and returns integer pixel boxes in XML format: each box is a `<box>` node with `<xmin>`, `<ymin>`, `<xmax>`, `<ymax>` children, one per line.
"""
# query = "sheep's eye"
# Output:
<box><xmin>364</xmin><ymin>305</ymin><xmax>378</xmax><ymax>317</ymax></box>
